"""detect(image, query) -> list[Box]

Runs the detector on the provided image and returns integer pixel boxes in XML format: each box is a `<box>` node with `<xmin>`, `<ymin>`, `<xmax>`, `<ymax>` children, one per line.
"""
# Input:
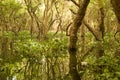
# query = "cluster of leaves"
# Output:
<box><xmin>0</xmin><ymin>31</ymin><xmax>69</xmax><ymax>79</ymax></box>
<box><xmin>0</xmin><ymin>0</ymin><xmax>23</xmax><ymax>20</ymax></box>
<box><xmin>87</xmin><ymin>54</ymin><xmax>120</xmax><ymax>80</ymax></box>
<box><xmin>82</xmin><ymin>32</ymin><xmax>120</xmax><ymax>80</ymax></box>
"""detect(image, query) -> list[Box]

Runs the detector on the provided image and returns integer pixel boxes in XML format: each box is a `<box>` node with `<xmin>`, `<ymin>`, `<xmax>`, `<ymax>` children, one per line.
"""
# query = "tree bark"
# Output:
<box><xmin>111</xmin><ymin>0</ymin><xmax>120</xmax><ymax>22</ymax></box>
<box><xmin>111</xmin><ymin>0</ymin><xmax>120</xmax><ymax>33</ymax></box>
<box><xmin>68</xmin><ymin>0</ymin><xmax>90</xmax><ymax>80</ymax></box>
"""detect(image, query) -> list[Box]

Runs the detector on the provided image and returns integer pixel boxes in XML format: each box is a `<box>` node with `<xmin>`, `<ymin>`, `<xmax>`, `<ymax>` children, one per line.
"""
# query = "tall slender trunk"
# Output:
<box><xmin>68</xmin><ymin>0</ymin><xmax>90</xmax><ymax>80</ymax></box>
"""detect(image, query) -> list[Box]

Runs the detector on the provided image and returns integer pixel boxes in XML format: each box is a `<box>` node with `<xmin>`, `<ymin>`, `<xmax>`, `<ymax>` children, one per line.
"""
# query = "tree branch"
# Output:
<box><xmin>70</xmin><ymin>0</ymin><xmax>80</xmax><ymax>8</ymax></box>
<box><xmin>83</xmin><ymin>19</ymin><xmax>102</xmax><ymax>41</ymax></box>
<box><xmin>69</xmin><ymin>9</ymin><xmax>77</xmax><ymax>14</ymax></box>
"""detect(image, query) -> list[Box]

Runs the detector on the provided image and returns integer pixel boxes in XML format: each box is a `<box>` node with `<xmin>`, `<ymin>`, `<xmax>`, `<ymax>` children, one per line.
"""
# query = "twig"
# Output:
<box><xmin>71</xmin><ymin>0</ymin><xmax>80</xmax><ymax>8</ymax></box>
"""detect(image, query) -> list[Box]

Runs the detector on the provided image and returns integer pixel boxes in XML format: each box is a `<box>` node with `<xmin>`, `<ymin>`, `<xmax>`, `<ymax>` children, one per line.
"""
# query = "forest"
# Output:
<box><xmin>0</xmin><ymin>0</ymin><xmax>120</xmax><ymax>80</ymax></box>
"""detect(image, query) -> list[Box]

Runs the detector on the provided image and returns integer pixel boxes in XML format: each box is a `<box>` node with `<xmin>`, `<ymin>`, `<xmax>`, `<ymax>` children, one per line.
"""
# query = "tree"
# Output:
<box><xmin>111</xmin><ymin>0</ymin><xmax>120</xmax><ymax>34</ymax></box>
<box><xmin>68</xmin><ymin>0</ymin><xmax>90</xmax><ymax>80</ymax></box>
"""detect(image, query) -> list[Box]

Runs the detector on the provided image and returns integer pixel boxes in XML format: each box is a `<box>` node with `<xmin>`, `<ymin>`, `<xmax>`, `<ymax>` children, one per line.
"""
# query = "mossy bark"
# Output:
<box><xmin>68</xmin><ymin>0</ymin><xmax>90</xmax><ymax>80</ymax></box>
<box><xmin>111</xmin><ymin>0</ymin><xmax>120</xmax><ymax>22</ymax></box>
<box><xmin>111</xmin><ymin>0</ymin><xmax>120</xmax><ymax>33</ymax></box>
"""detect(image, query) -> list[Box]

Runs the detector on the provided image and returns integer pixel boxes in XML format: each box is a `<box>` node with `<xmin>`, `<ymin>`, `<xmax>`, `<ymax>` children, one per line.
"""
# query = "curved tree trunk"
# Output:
<box><xmin>111</xmin><ymin>0</ymin><xmax>120</xmax><ymax>22</ymax></box>
<box><xmin>111</xmin><ymin>0</ymin><xmax>120</xmax><ymax>32</ymax></box>
<box><xmin>68</xmin><ymin>0</ymin><xmax>90</xmax><ymax>80</ymax></box>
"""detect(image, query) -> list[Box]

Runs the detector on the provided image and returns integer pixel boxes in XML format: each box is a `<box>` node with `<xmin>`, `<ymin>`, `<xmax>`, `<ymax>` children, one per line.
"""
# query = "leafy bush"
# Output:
<box><xmin>82</xmin><ymin>32</ymin><xmax>120</xmax><ymax>80</ymax></box>
<box><xmin>0</xmin><ymin>31</ymin><xmax>69</xmax><ymax>80</ymax></box>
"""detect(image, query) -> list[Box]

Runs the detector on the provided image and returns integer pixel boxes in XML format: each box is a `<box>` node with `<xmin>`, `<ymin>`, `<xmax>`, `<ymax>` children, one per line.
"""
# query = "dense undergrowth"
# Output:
<box><xmin>0</xmin><ymin>31</ymin><xmax>120</xmax><ymax>80</ymax></box>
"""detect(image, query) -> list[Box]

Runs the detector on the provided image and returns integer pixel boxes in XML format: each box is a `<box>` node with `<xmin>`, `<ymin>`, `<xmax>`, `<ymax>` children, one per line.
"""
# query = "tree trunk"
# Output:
<box><xmin>111</xmin><ymin>0</ymin><xmax>120</xmax><ymax>32</ymax></box>
<box><xmin>111</xmin><ymin>0</ymin><xmax>120</xmax><ymax>22</ymax></box>
<box><xmin>68</xmin><ymin>0</ymin><xmax>90</xmax><ymax>80</ymax></box>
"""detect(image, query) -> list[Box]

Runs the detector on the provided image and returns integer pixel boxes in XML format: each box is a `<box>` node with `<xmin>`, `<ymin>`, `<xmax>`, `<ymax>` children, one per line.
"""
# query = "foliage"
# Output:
<box><xmin>81</xmin><ymin>32</ymin><xmax>120</xmax><ymax>80</ymax></box>
<box><xmin>0</xmin><ymin>0</ymin><xmax>120</xmax><ymax>80</ymax></box>
<box><xmin>85</xmin><ymin>54</ymin><xmax>120</xmax><ymax>80</ymax></box>
<box><xmin>0</xmin><ymin>31</ymin><xmax>69</xmax><ymax>80</ymax></box>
